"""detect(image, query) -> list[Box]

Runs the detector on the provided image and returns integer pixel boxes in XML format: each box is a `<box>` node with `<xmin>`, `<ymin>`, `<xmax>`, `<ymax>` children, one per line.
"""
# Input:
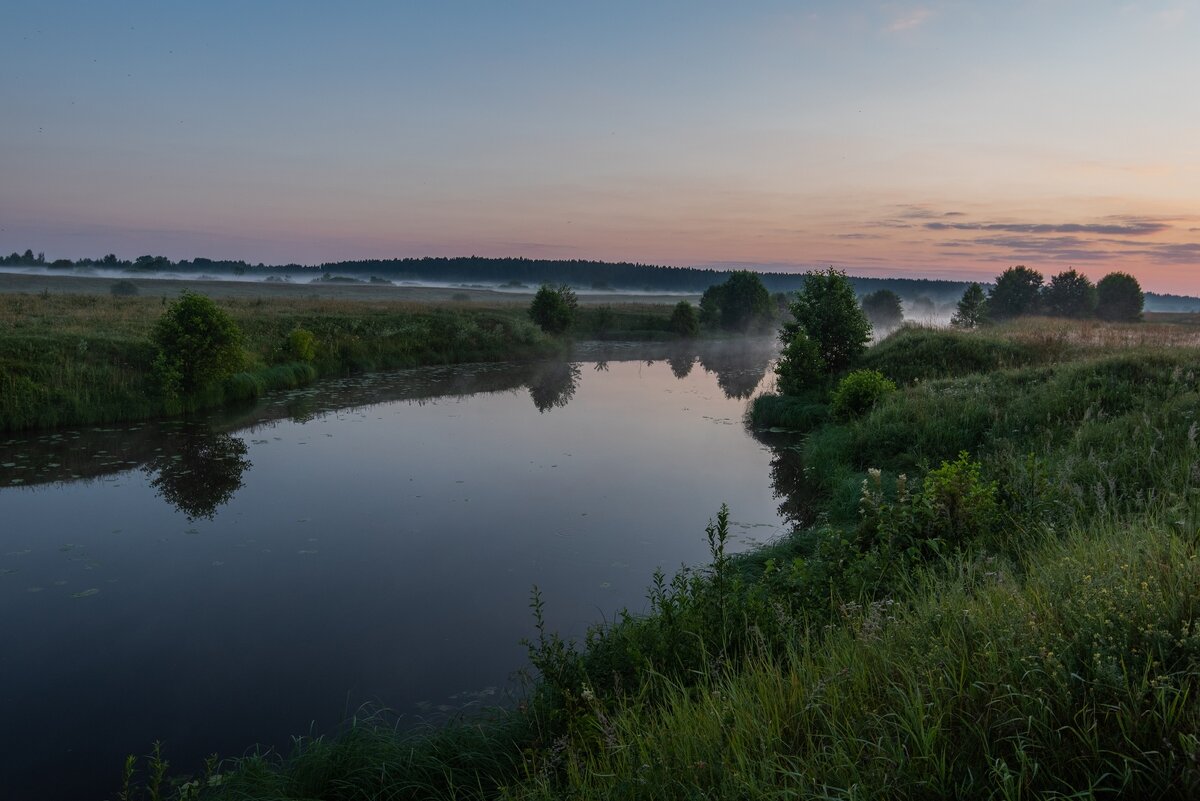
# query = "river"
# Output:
<box><xmin>0</xmin><ymin>339</ymin><xmax>796</xmax><ymax>799</ymax></box>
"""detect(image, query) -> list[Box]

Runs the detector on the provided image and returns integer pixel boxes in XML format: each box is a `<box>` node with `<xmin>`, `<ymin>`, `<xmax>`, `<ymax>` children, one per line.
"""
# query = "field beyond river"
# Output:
<box><xmin>0</xmin><ymin>276</ymin><xmax>700</xmax><ymax>432</ymax></box>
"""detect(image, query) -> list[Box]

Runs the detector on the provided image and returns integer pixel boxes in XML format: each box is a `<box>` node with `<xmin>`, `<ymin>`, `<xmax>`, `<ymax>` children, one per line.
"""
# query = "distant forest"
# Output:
<box><xmin>4</xmin><ymin>249</ymin><xmax>1199</xmax><ymax>311</ymax></box>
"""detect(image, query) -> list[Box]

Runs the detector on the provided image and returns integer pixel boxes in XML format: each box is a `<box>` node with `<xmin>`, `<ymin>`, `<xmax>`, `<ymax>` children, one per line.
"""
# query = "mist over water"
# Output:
<box><xmin>0</xmin><ymin>341</ymin><xmax>794</xmax><ymax>800</ymax></box>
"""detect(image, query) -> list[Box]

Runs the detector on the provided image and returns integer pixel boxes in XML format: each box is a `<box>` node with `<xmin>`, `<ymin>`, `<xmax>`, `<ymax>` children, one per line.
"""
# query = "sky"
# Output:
<box><xmin>2</xmin><ymin>1</ymin><xmax>1199</xmax><ymax>293</ymax></box>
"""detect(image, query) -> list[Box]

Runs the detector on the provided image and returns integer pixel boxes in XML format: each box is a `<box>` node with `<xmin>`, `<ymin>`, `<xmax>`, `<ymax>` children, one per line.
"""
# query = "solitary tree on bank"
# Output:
<box><xmin>951</xmin><ymin>283</ymin><xmax>988</xmax><ymax>329</ymax></box>
<box><xmin>528</xmin><ymin>284</ymin><xmax>578</xmax><ymax>334</ymax></box>
<box><xmin>780</xmin><ymin>268</ymin><xmax>871</xmax><ymax>378</ymax></box>
<box><xmin>1096</xmin><ymin>272</ymin><xmax>1144</xmax><ymax>322</ymax></box>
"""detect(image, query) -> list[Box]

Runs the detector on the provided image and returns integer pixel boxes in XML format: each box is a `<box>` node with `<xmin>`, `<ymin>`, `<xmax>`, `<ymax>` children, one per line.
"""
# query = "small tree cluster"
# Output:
<box><xmin>860</xmin><ymin>289</ymin><xmax>904</xmax><ymax>331</ymax></box>
<box><xmin>698</xmin><ymin>270</ymin><xmax>772</xmax><ymax>331</ymax></box>
<box><xmin>974</xmin><ymin>266</ymin><xmax>1143</xmax><ymax>323</ymax></box>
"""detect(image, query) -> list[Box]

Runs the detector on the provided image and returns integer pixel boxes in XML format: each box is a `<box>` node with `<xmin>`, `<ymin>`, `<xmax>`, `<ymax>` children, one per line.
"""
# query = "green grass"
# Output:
<box><xmin>116</xmin><ymin>319</ymin><xmax>1200</xmax><ymax>800</ymax></box>
<box><xmin>511</xmin><ymin>521</ymin><xmax>1200</xmax><ymax>800</ymax></box>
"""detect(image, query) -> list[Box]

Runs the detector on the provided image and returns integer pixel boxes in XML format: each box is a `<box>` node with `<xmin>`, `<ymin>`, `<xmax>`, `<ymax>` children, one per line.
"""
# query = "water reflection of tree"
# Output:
<box><xmin>767</xmin><ymin>444</ymin><xmax>816</xmax><ymax>527</ymax></box>
<box><xmin>666</xmin><ymin>350</ymin><xmax>695</xmax><ymax>379</ymax></box>
<box><xmin>698</xmin><ymin>343</ymin><xmax>774</xmax><ymax>399</ymax></box>
<box><xmin>528</xmin><ymin>362</ymin><xmax>581</xmax><ymax>413</ymax></box>
<box><xmin>146</xmin><ymin>429</ymin><xmax>251</xmax><ymax>519</ymax></box>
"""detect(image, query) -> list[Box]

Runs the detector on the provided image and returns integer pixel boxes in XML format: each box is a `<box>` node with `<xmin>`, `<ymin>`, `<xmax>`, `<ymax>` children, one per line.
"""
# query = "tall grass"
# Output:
<box><xmin>512</xmin><ymin>522</ymin><xmax>1200</xmax><ymax>800</ymax></box>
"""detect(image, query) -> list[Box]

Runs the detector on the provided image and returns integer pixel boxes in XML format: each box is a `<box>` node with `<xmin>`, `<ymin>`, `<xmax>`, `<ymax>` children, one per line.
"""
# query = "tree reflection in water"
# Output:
<box><xmin>146</xmin><ymin>426</ymin><xmax>251</xmax><ymax>519</ymax></box>
<box><xmin>666</xmin><ymin>349</ymin><xmax>695</xmax><ymax>379</ymax></box>
<box><xmin>528</xmin><ymin>362</ymin><xmax>582</xmax><ymax>413</ymax></box>
<box><xmin>698</xmin><ymin>342</ymin><xmax>774</xmax><ymax>399</ymax></box>
<box><xmin>765</xmin><ymin>443</ymin><xmax>817</xmax><ymax>527</ymax></box>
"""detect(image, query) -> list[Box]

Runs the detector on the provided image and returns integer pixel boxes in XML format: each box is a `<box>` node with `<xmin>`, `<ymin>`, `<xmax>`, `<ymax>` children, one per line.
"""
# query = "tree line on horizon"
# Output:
<box><xmin>3</xmin><ymin>249</ymin><xmax>1196</xmax><ymax>311</ymax></box>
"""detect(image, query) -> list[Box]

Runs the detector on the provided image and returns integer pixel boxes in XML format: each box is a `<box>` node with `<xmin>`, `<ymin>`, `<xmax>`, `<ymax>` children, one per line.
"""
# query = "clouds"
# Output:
<box><xmin>885</xmin><ymin>6</ymin><xmax>933</xmax><ymax>33</ymax></box>
<box><xmin>924</xmin><ymin>221</ymin><xmax>1170</xmax><ymax>236</ymax></box>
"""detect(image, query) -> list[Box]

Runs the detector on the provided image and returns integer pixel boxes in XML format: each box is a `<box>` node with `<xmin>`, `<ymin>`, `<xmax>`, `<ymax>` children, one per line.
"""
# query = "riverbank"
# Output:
<box><xmin>130</xmin><ymin>318</ymin><xmax>1200</xmax><ymax>800</ymax></box>
<box><xmin>0</xmin><ymin>291</ymin><xmax>700</xmax><ymax>431</ymax></box>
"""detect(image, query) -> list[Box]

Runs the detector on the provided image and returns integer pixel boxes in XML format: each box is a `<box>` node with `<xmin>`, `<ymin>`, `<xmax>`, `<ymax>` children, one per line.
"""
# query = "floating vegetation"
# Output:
<box><xmin>71</xmin><ymin>588</ymin><xmax>99</xmax><ymax>598</ymax></box>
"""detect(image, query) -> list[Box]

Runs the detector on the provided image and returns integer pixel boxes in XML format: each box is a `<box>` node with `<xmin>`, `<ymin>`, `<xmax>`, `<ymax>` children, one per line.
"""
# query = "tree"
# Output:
<box><xmin>1042</xmin><ymin>269</ymin><xmax>1097</xmax><ymax>318</ymax></box>
<box><xmin>986</xmin><ymin>266</ymin><xmax>1044</xmax><ymax>320</ymax></box>
<box><xmin>669</xmin><ymin>300</ymin><xmax>700</xmax><ymax>337</ymax></box>
<box><xmin>860</xmin><ymin>290</ymin><xmax>904</xmax><ymax>331</ymax></box>
<box><xmin>782</xmin><ymin>268</ymin><xmax>871</xmax><ymax>375</ymax></box>
<box><xmin>698</xmin><ymin>270</ymin><xmax>772</xmax><ymax>330</ymax></box>
<box><xmin>528</xmin><ymin>284</ymin><xmax>578</xmax><ymax>334</ymax></box>
<box><xmin>951</xmin><ymin>283</ymin><xmax>987</xmax><ymax>329</ymax></box>
<box><xmin>151</xmin><ymin>291</ymin><xmax>245</xmax><ymax>401</ymax></box>
<box><xmin>774</xmin><ymin>329</ymin><xmax>825</xmax><ymax>395</ymax></box>
<box><xmin>1096</xmin><ymin>272</ymin><xmax>1144</xmax><ymax>322</ymax></box>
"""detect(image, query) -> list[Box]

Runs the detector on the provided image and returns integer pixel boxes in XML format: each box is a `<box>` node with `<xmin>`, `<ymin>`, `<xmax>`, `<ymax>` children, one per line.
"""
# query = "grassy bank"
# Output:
<box><xmin>0</xmin><ymin>293</ymin><xmax>576</xmax><ymax>431</ymax></box>
<box><xmin>124</xmin><ymin>319</ymin><xmax>1200</xmax><ymax>799</ymax></box>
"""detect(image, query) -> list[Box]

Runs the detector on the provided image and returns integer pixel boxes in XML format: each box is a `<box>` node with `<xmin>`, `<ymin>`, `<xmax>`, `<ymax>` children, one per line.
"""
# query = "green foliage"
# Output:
<box><xmin>855</xmin><ymin>325</ymin><xmax>1043</xmax><ymax>384</ymax></box>
<box><xmin>1096</xmin><ymin>271</ymin><xmax>1144</xmax><ymax>321</ymax></box>
<box><xmin>528</xmin><ymin>284</ymin><xmax>578</xmax><ymax>334</ymax></box>
<box><xmin>697</xmin><ymin>270</ymin><xmax>772</xmax><ymax>330</ymax></box>
<box><xmin>987</xmin><ymin>265</ymin><xmax>1044</xmax><ymax>320</ymax></box>
<box><xmin>773</xmin><ymin>328</ymin><xmax>824</xmax><ymax>395</ymax></box>
<box><xmin>950</xmin><ymin>282</ymin><xmax>987</xmax><ymax>328</ymax></box>
<box><xmin>1042</xmin><ymin>268</ymin><xmax>1097</xmax><ymax>318</ymax></box>
<box><xmin>782</xmin><ymin>268</ymin><xmax>871</xmax><ymax>374</ymax></box>
<box><xmin>284</xmin><ymin>327</ymin><xmax>316</xmax><ymax>362</ymax></box>
<box><xmin>748</xmin><ymin>392</ymin><xmax>829</xmax><ymax>431</ymax></box>
<box><xmin>830</xmin><ymin>369</ymin><xmax>895</xmax><ymax>420</ymax></box>
<box><xmin>110</xmin><ymin>280</ymin><xmax>139</xmax><ymax>297</ymax></box>
<box><xmin>860</xmin><ymin>289</ymin><xmax>903</xmax><ymax>330</ymax></box>
<box><xmin>919</xmin><ymin>451</ymin><xmax>998</xmax><ymax>545</ymax></box>
<box><xmin>150</xmin><ymin>292</ymin><xmax>245</xmax><ymax>402</ymax></box>
<box><xmin>669</xmin><ymin>300</ymin><xmax>700</xmax><ymax>337</ymax></box>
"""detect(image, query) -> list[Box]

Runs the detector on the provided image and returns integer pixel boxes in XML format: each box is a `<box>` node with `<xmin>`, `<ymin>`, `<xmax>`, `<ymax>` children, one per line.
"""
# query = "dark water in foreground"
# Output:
<box><xmin>0</xmin><ymin>340</ymin><xmax>797</xmax><ymax>799</ymax></box>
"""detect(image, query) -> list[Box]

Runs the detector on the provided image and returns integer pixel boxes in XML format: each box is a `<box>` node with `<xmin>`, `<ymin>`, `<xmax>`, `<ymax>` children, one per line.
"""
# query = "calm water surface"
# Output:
<box><xmin>0</xmin><ymin>340</ymin><xmax>796</xmax><ymax>799</ymax></box>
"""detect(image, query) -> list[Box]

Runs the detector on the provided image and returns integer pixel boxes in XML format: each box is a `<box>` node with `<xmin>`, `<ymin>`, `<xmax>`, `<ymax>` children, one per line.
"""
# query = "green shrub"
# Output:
<box><xmin>285</xmin><ymin>327</ymin><xmax>317</xmax><ymax>362</ymax></box>
<box><xmin>110</xmin><ymin>280</ymin><xmax>139</xmax><ymax>297</ymax></box>
<box><xmin>831</xmin><ymin>369</ymin><xmax>895</xmax><ymax>420</ymax></box>
<box><xmin>150</xmin><ymin>291</ymin><xmax>245</xmax><ymax>402</ymax></box>
<box><xmin>919</xmin><ymin>451</ymin><xmax>998</xmax><ymax>546</ymax></box>
<box><xmin>669</xmin><ymin>300</ymin><xmax>699</xmax><ymax>337</ymax></box>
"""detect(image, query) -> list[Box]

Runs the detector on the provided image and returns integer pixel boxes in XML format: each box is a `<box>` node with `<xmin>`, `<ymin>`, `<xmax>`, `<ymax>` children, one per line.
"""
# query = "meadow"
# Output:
<box><xmin>109</xmin><ymin>317</ymin><xmax>1200</xmax><ymax>800</ymax></box>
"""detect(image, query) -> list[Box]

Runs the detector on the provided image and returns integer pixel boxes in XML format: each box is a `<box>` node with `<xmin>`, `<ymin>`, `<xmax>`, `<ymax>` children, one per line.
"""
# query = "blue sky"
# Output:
<box><xmin>3</xmin><ymin>1</ymin><xmax>1199</xmax><ymax>291</ymax></box>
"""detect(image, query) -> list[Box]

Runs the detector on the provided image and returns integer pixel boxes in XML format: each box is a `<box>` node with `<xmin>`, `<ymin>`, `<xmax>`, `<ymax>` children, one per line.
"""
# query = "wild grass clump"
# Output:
<box><xmin>194</xmin><ymin>712</ymin><xmax>534</xmax><ymax>801</ymax></box>
<box><xmin>747</xmin><ymin>392</ymin><xmax>828</xmax><ymax>431</ymax></box>
<box><xmin>854</xmin><ymin>324</ymin><xmax>1045</xmax><ymax>384</ymax></box>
